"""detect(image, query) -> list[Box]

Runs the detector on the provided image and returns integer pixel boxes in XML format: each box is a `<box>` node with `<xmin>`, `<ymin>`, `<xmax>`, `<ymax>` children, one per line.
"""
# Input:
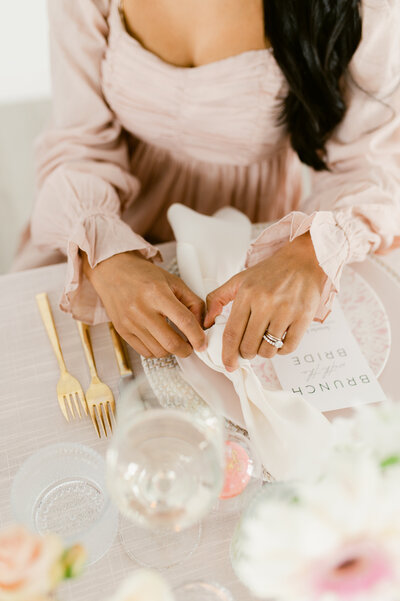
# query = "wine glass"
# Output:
<box><xmin>106</xmin><ymin>374</ymin><xmax>225</xmax><ymax>568</ymax></box>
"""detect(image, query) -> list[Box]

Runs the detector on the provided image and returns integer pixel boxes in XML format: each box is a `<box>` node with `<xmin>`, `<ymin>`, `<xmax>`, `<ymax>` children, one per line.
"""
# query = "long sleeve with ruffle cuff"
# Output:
<box><xmin>64</xmin><ymin>215</ymin><xmax>160</xmax><ymax>324</ymax></box>
<box><xmin>247</xmin><ymin>0</ymin><xmax>400</xmax><ymax>322</ymax></box>
<box><xmin>246</xmin><ymin>209</ymin><xmax>384</xmax><ymax>322</ymax></box>
<box><xmin>30</xmin><ymin>0</ymin><xmax>161</xmax><ymax>324</ymax></box>
<box><xmin>31</xmin><ymin>167</ymin><xmax>161</xmax><ymax>324</ymax></box>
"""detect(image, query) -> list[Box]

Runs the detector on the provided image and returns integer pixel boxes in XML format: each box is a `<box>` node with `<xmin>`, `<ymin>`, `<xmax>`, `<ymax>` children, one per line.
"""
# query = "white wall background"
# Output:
<box><xmin>0</xmin><ymin>1</ymin><xmax>52</xmax><ymax>272</ymax></box>
<box><xmin>0</xmin><ymin>0</ymin><xmax>51</xmax><ymax>103</ymax></box>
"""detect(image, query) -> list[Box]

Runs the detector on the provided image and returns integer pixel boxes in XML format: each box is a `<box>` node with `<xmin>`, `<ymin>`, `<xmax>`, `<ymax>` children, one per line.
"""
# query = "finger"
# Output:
<box><xmin>222</xmin><ymin>297</ymin><xmax>251</xmax><ymax>372</ymax></box>
<box><xmin>149</xmin><ymin>314</ymin><xmax>193</xmax><ymax>358</ymax></box>
<box><xmin>204</xmin><ymin>274</ymin><xmax>242</xmax><ymax>329</ymax></box>
<box><xmin>158</xmin><ymin>292</ymin><xmax>207</xmax><ymax>351</ymax></box>
<box><xmin>134</xmin><ymin>326</ymin><xmax>171</xmax><ymax>358</ymax></box>
<box><xmin>277</xmin><ymin>316</ymin><xmax>311</xmax><ymax>355</ymax></box>
<box><xmin>239</xmin><ymin>310</ymin><xmax>269</xmax><ymax>360</ymax></box>
<box><xmin>170</xmin><ymin>277</ymin><xmax>205</xmax><ymax>325</ymax></box>
<box><xmin>116</xmin><ymin>330</ymin><xmax>154</xmax><ymax>359</ymax></box>
<box><xmin>258</xmin><ymin>318</ymin><xmax>290</xmax><ymax>359</ymax></box>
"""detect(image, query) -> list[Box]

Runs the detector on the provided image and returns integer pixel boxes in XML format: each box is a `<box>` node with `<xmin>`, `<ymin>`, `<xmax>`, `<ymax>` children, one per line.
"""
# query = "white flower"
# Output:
<box><xmin>108</xmin><ymin>570</ymin><xmax>175</xmax><ymax>601</ymax></box>
<box><xmin>332</xmin><ymin>402</ymin><xmax>400</xmax><ymax>468</ymax></box>
<box><xmin>231</xmin><ymin>459</ymin><xmax>400</xmax><ymax>601</ymax></box>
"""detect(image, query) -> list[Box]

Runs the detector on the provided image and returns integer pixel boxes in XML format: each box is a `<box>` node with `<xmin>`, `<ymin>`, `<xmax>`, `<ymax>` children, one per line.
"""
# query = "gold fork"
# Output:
<box><xmin>77</xmin><ymin>321</ymin><xmax>116</xmax><ymax>438</ymax></box>
<box><xmin>36</xmin><ymin>293</ymin><xmax>87</xmax><ymax>421</ymax></box>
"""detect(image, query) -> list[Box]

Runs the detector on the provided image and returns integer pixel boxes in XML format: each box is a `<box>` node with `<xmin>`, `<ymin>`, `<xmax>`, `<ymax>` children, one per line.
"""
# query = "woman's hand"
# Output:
<box><xmin>82</xmin><ymin>251</ymin><xmax>207</xmax><ymax>358</ymax></box>
<box><xmin>203</xmin><ymin>233</ymin><xmax>327</xmax><ymax>371</ymax></box>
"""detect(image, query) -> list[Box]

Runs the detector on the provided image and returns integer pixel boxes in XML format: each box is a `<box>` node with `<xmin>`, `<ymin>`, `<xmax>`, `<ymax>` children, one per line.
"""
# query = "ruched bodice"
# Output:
<box><xmin>100</xmin><ymin>0</ymin><xmax>303</xmax><ymax>242</ymax></box>
<box><xmin>104</xmin><ymin>1</ymin><xmax>287</xmax><ymax>165</ymax></box>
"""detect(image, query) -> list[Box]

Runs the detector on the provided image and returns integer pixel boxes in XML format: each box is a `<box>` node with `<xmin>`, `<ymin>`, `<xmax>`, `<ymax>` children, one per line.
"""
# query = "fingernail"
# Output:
<box><xmin>199</xmin><ymin>343</ymin><xmax>207</xmax><ymax>352</ymax></box>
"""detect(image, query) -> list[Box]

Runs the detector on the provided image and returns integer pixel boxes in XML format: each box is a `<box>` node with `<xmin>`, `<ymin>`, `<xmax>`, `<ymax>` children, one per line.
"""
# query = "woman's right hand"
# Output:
<box><xmin>82</xmin><ymin>251</ymin><xmax>207</xmax><ymax>358</ymax></box>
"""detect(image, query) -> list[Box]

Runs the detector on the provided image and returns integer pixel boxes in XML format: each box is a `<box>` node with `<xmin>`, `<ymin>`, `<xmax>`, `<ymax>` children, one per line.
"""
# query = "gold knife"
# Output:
<box><xmin>108</xmin><ymin>323</ymin><xmax>133</xmax><ymax>377</ymax></box>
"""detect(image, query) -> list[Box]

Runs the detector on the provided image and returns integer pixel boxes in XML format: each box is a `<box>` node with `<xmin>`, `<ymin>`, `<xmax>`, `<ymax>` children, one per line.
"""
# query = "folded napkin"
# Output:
<box><xmin>168</xmin><ymin>204</ymin><xmax>332</xmax><ymax>481</ymax></box>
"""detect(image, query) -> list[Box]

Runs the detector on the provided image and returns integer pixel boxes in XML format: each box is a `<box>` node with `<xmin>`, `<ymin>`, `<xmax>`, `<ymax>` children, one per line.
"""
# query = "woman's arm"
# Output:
<box><xmin>206</xmin><ymin>0</ymin><xmax>400</xmax><ymax>367</ymax></box>
<box><xmin>204</xmin><ymin>231</ymin><xmax>327</xmax><ymax>370</ymax></box>
<box><xmin>31</xmin><ymin>0</ymin><xmax>206</xmax><ymax>357</ymax></box>
<box><xmin>31</xmin><ymin>0</ymin><xmax>158</xmax><ymax>321</ymax></box>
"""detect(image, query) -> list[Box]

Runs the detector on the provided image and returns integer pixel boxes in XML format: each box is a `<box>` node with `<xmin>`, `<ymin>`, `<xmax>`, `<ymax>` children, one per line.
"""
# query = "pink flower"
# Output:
<box><xmin>231</xmin><ymin>456</ymin><xmax>400</xmax><ymax>601</ymax></box>
<box><xmin>0</xmin><ymin>526</ymin><xmax>63</xmax><ymax>601</ymax></box>
<box><xmin>313</xmin><ymin>541</ymin><xmax>394</xmax><ymax>598</ymax></box>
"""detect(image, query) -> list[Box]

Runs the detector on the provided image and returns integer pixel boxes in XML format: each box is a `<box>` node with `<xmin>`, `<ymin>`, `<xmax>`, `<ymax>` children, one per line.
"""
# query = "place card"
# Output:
<box><xmin>271</xmin><ymin>301</ymin><xmax>387</xmax><ymax>412</ymax></box>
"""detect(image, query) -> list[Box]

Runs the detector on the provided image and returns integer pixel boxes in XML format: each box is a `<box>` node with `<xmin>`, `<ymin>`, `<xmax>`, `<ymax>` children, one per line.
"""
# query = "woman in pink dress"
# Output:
<box><xmin>16</xmin><ymin>0</ymin><xmax>400</xmax><ymax>369</ymax></box>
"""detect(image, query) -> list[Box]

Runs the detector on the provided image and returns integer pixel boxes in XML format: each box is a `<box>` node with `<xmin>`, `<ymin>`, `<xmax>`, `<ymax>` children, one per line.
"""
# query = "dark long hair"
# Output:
<box><xmin>263</xmin><ymin>0</ymin><xmax>362</xmax><ymax>170</ymax></box>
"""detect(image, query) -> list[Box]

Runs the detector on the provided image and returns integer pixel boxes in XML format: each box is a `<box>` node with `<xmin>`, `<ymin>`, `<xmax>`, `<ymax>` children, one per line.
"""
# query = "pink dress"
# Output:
<box><xmin>15</xmin><ymin>0</ymin><xmax>400</xmax><ymax>324</ymax></box>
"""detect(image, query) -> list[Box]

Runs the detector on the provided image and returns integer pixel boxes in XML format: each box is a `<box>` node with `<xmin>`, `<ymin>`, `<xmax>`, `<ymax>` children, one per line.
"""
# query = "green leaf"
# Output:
<box><xmin>65</xmin><ymin>565</ymin><xmax>73</xmax><ymax>579</ymax></box>
<box><xmin>381</xmin><ymin>455</ymin><xmax>400</xmax><ymax>469</ymax></box>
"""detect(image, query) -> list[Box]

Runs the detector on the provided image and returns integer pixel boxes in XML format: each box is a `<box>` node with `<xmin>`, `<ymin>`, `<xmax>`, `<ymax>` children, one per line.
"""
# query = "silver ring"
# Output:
<box><xmin>263</xmin><ymin>331</ymin><xmax>284</xmax><ymax>349</ymax></box>
<box><xmin>265</xmin><ymin>332</ymin><xmax>281</xmax><ymax>342</ymax></box>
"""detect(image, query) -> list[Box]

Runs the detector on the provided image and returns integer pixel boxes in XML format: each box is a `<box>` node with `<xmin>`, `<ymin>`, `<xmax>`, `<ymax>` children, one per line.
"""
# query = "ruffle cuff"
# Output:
<box><xmin>60</xmin><ymin>213</ymin><xmax>161</xmax><ymax>324</ymax></box>
<box><xmin>245</xmin><ymin>210</ymin><xmax>379</xmax><ymax>322</ymax></box>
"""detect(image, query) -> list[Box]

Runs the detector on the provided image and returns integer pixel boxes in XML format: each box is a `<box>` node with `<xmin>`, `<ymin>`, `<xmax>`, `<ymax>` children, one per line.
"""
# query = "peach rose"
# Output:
<box><xmin>0</xmin><ymin>526</ymin><xmax>63</xmax><ymax>601</ymax></box>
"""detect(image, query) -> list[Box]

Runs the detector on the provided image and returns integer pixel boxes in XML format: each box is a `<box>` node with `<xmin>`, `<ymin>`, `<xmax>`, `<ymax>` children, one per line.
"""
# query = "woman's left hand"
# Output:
<box><xmin>203</xmin><ymin>232</ymin><xmax>327</xmax><ymax>371</ymax></box>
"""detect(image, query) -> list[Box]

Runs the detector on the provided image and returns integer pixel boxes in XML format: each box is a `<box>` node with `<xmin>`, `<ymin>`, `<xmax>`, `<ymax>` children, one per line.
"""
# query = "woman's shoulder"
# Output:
<box><xmin>360</xmin><ymin>0</ymin><xmax>399</xmax><ymax>26</ymax></box>
<box><xmin>361</xmin><ymin>0</ymin><xmax>397</xmax><ymax>10</ymax></box>
<box><xmin>349</xmin><ymin>0</ymin><xmax>400</xmax><ymax>97</ymax></box>
<box><xmin>48</xmin><ymin>0</ymin><xmax>111</xmax><ymax>22</ymax></box>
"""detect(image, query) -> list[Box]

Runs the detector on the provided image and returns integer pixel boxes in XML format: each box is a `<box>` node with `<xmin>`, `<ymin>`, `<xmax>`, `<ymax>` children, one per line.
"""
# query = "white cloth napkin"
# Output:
<box><xmin>168</xmin><ymin>204</ymin><xmax>332</xmax><ymax>481</ymax></box>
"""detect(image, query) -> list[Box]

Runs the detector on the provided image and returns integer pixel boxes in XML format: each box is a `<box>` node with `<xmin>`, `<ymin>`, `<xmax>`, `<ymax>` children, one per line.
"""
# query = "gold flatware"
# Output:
<box><xmin>77</xmin><ymin>321</ymin><xmax>116</xmax><ymax>438</ymax></box>
<box><xmin>108</xmin><ymin>323</ymin><xmax>133</xmax><ymax>377</ymax></box>
<box><xmin>36</xmin><ymin>293</ymin><xmax>87</xmax><ymax>421</ymax></box>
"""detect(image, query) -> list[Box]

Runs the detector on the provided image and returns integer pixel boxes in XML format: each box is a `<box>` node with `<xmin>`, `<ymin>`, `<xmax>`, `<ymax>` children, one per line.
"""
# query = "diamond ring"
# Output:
<box><xmin>263</xmin><ymin>331</ymin><xmax>284</xmax><ymax>349</ymax></box>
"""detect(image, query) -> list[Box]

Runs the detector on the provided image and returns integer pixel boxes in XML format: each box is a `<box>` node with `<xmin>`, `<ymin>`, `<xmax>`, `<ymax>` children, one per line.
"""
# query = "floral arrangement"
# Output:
<box><xmin>231</xmin><ymin>402</ymin><xmax>400</xmax><ymax>601</ymax></box>
<box><xmin>0</xmin><ymin>524</ymin><xmax>174</xmax><ymax>601</ymax></box>
<box><xmin>0</xmin><ymin>526</ymin><xmax>86</xmax><ymax>601</ymax></box>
